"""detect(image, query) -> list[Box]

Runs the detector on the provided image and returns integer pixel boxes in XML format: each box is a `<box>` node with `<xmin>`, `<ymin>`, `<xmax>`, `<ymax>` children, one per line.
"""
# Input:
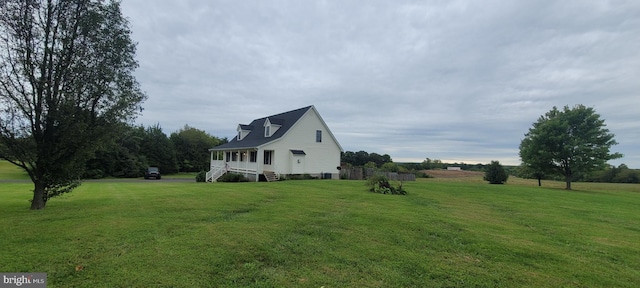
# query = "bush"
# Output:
<box><xmin>218</xmin><ymin>173</ymin><xmax>249</xmax><ymax>182</ymax></box>
<box><xmin>415</xmin><ymin>171</ymin><xmax>431</xmax><ymax>178</ymax></box>
<box><xmin>484</xmin><ymin>161</ymin><xmax>509</xmax><ymax>184</ymax></box>
<box><xmin>195</xmin><ymin>171</ymin><xmax>206</xmax><ymax>182</ymax></box>
<box><xmin>366</xmin><ymin>175</ymin><xmax>407</xmax><ymax>195</ymax></box>
<box><xmin>283</xmin><ymin>174</ymin><xmax>317</xmax><ymax>180</ymax></box>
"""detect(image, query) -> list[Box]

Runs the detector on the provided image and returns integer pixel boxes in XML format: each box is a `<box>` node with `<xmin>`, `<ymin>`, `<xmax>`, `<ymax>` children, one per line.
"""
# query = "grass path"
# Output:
<box><xmin>1</xmin><ymin>178</ymin><xmax>639</xmax><ymax>287</ymax></box>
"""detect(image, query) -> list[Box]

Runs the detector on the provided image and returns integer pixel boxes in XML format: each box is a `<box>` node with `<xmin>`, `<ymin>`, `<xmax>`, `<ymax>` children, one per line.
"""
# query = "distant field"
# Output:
<box><xmin>423</xmin><ymin>169</ymin><xmax>485</xmax><ymax>179</ymax></box>
<box><xmin>1</xmin><ymin>168</ymin><xmax>639</xmax><ymax>287</ymax></box>
<box><xmin>0</xmin><ymin>160</ymin><xmax>30</xmax><ymax>180</ymax></box>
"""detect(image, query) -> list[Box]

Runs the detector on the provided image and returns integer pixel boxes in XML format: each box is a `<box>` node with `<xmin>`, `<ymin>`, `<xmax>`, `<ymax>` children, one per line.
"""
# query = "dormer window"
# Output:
<box><xmin>263</xmin><ymin>118</ymin><xmax>282</xmax><ymax>138</ymax></box>
<box><xmin>237</xmin><ymin>124</ymin><xmax>252</xmax><ymax>141</ymax></box>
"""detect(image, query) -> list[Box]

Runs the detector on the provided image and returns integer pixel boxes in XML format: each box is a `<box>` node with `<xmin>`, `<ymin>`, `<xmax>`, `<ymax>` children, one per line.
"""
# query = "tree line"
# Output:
<box><xmin>512</xmin><ymin>163</ymin><xmax>639</xmax><ymax>184</ymax></box>
<box><xmin>340</xmin><ymin>152</ymin><xmax>492</xmax><ymax>175</ymax></box>
<box><xmin>84</xmin><ymin>124</ymin><xmax>227</xmax><ymax>179</ymax></box>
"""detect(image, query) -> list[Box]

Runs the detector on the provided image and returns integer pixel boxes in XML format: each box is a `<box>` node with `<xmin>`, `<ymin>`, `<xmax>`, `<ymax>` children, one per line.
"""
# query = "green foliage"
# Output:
<box><xmin>195</xmin><ymin>171</ymin><xmax>207</xmax><ymax>182</ymax></box>
<box><xmin>484</xmin><ymin>161</ymin><xmax>509</xmax><ymax>184</ymax></box>
<box><xmin>282</xmin><ymin>174</ymin><xmax>317</xmax><ymax>180</ymax></box>
<box><xmin>415</xmin><ymin>171</ymin><xmax>432</xmax><ymax>178</ymax></box>
<box><xmin>218</xmin><ymin>173</ymin><xmax>249</xmax><ymax>182</ymax></box>
<box><xmin>418</xmin><ymin>158</ymin><xmax>488</xmax><ymax>172</ymax></box>
<box><xmin>84</xmin><ymin>124</ymin><xmax>148</xmax><ymax>178</ymax></box>
<box><xmin>170</xmin><ymin>125</ymin><xmax>225</xmax><ymax>173</ymax></box>
<box><xmin>519</xmin><ymin>105</ymin><xmax>622</xmax><ymax>190</ymax></box>
<box><xmin>85</xmin><ymin>124</ymin><xmax>228</xmax><ymax>179</ymax></box>
<box><xmin>364</xmin><ymin>161</ymin><xmax>377</xmax><ymax>169</ymax></box>
<box><xmin>341</xmin><ymin>150</ymin><xmax>393</xmax><ymax>167</ymax></box>
<box><xmin>366</xmin><ymin>174</ymin><xmax>407</xmax><ymax>195</ymax></box>
<box><xmin>585</xmin><ymin>164</ymin><xmax>640</xmax><ymax>183</ymax></box>
<box><xmin>0</xmin><ymin>0</ymin><xmax>146</xmax><ymax>209</ymax></box>
<box><xmin>380</xmin><ymin>162</ymin><xmax>398</xmax><ymax>172</ymax></box>
<box><xmin>422</xmin><ymin>158</ymin><xmax>445</xmax><ymax>169</ymax></box>
<box><xmin>140</xmin><ymin>124</ymin><xmax>179</xmax><ymax>174</ymax></box>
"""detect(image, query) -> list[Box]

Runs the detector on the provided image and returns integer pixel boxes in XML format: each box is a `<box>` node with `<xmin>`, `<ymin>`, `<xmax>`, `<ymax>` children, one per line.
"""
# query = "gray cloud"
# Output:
<box><xmin>121</xmin><ymin>0</ymin><xmax>640</xmax><ymax>167</ymax></box>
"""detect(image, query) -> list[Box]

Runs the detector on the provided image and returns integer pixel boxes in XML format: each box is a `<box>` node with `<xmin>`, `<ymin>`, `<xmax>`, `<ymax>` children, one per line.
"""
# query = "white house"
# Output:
<box><xmin>206</xmin><ymin>105</ymin><xmax>343</xmax><ymax>182</ymax></box>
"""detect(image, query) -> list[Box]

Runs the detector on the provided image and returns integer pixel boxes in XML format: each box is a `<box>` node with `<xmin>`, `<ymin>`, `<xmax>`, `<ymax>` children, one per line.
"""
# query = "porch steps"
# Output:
<box><xmin>264</xmin><ymin>171</ymin><xmax>279</xmax><ymax>182</ymax></box>
<box><xmin>206</xmin><ymin>166</ymin><xmax>226</xmax><ymax>182</ymax></box>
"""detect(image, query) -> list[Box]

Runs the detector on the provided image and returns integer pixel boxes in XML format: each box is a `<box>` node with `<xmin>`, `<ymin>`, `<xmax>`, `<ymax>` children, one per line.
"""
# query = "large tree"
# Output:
<box><xmin>84</xmin><ymin>124</ymin><xmax>148</xmax><ymax>179</ymax></box>
<box><xmin>519</xmin><ymin>105</ymin><xmax>621</xmax><ymax>190</ymax></box>
<box><xmin>0</xmin><ymin>0</ymin><xmax>146</xmax><ymax>209</ymax></box>
<box><xmin>170</xmin><ymin>125</ymin><xmax>225</xmax><ymax>173</ymax></box>
<box><xmin>140</xmin><ymin>124</ymin><xmax>178</xmax><ymax>174</ymax></box>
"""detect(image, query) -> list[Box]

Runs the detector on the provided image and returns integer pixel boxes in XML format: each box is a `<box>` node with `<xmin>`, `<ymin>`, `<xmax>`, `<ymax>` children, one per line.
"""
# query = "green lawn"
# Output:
<box><xmin>1</xmin><ymin>174</ymin><xmax>639</xmax><ymax>287</ymax></box>
<box><xmin>0</xmin><ymin>160</ymin><xmax>30</xmax><ymax>180</ymax></box>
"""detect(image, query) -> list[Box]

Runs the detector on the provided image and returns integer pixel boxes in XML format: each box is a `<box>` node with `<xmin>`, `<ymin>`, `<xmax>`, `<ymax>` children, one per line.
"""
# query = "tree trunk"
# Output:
<box><xmin>537</xmin><ymin>177</ymin><xmax>541</xmax><ymax>187</ymax></box>
<box><xmin>30</xmin><ymin>181</ymin><xmax>47</xmax><ymax>210</ymax></box>
<box><xmin>563</xmin><ymin>165</ymin><xmax>572</xmax><ymax>190</ymax></box>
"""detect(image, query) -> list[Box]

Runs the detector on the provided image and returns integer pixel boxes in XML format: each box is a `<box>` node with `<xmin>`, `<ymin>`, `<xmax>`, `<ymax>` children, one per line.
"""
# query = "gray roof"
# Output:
<box><xmin>211</xmin><ymin>106</ymin><xmax>313</xmax><ymax>151</ymax></box>
<box><xmin>238</xmin><ymin>124</ymin><xmax>253</xmax><ymax>130</ymax></box>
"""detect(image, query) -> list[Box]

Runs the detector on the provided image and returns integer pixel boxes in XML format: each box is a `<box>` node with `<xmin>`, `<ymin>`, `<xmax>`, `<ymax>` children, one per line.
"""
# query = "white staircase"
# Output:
<box><xmin>206</xmin><ymin>165</ymin><xmax>226</xmax><ymax>182</ymax></box>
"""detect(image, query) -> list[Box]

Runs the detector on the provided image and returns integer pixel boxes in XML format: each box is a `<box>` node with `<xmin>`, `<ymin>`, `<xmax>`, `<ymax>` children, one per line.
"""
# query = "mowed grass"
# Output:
<box><xmin>1</xmin><ymin>173</ymin><xmax>639</xmax><ymax>287</ymax></box>
<box><xmin>0</xmin><ymin>160</ymin><xmax>31</xmax><ymax>180</ymax></box>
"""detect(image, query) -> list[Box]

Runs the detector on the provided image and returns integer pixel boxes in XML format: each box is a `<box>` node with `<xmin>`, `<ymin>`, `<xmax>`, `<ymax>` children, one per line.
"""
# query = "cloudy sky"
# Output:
<box><xmin>119</xmin><ymin>0</ymin><xmax>640</xmax><ymax>167</ymax></box>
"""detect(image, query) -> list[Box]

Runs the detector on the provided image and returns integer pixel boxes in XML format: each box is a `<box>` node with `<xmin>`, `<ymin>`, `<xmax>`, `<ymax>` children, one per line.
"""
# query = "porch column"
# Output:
<box><xmin>235</xmin><ymin>151</ymin><xmax>240</xmax><ymax>172</ymax></box>
<box><xmin>256</xmin><ymin>148</ymin><xmax>263</xmax><ymax>182</ymax></box>
<box><xmin>254</xmin><ymin>149</ymin><xmax>259</xmax><ymax>182</ymax></box>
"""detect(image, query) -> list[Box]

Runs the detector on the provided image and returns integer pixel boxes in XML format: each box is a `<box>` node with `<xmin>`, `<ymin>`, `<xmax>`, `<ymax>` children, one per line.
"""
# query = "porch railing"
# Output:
<box><xmin>207</xmin><ymin>162</ymin><xmax>259</xmax><ymax>182</ymax></box>
<box><xmin>206</xmin><ymin>164</ymin><xmax>226</xmax><ymax>182</ymax></box>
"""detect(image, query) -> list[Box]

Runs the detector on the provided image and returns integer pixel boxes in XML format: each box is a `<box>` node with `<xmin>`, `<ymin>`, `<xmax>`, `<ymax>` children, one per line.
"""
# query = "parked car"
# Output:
<box><xmin>144</xmin><ymin>167</ymin><xmax>161</xmax><ymax>180</ymax></box>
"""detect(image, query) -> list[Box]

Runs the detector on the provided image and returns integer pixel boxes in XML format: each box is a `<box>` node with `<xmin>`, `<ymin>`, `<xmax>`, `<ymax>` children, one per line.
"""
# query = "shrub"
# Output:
<box><xmin>283</xmin><ymin>174</ymin><xmax>317</xmax><ymax>180</ymax></box>
<box><xmin>218</xmin><ymin>173</ymin><xmax>249</xmax><ymax>182</ymax></box>
<box><xmin>366</xmin><ymin>175</ymin><xmax>407</xmax><ymax>195</ymax></box>
<box><xmin>484</xmin><ymin>160</ymin><xmax>509</xmax><ymax>184</ymax></box>
<box><xmin>415</xmin><ymin>171</ymin><xmax>431</xmax><ymax>178</ymax></box>
<box><xmin>195</xmin><ymin>171</ymin><xmax>206</xmax><ymax>182</ymax></box>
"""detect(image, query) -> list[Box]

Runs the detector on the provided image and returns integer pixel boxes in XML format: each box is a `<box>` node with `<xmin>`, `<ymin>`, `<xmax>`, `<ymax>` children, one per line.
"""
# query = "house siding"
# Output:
<box><xmin>261</xmin><ymin>108</ymin><xmax>341</xmax><ymax>176</ymax></box>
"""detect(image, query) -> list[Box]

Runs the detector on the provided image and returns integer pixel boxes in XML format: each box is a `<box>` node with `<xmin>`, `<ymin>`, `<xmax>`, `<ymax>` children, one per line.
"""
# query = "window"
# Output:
<box><xmin>316</xmin><ymin>130</ymin><xmax>322</xmax><ymax>143</ymax></box>
<box><xmin>250</xmin><ymin>151</ymin><xmax>257</xmax><ymax>163</ymax></box>
<box><xmin>231</xmin><ymin>152</ymin><xmax>238</xmax><ymax>161</ymax></box>
<box><xmin>264</xmin><ymin>151</ymin><xmax>272</xmax><ymax>165</ymax></box>
<box><xmin>265</xmin><ymin>126</ymin><xmax>270</xmax><ymax>137</ymax></box>
<box><xmin>225</xmin><ymin>152</ymin><xmax>231</xmax><ymax>161</ymax></box>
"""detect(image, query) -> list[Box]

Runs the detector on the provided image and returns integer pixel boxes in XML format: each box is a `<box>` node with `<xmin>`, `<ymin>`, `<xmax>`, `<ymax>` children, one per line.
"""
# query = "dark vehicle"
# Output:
<box><xmin>144</xmin><ymin>167</ymin><xmax>161</xmax><ymax>180</ymax></box>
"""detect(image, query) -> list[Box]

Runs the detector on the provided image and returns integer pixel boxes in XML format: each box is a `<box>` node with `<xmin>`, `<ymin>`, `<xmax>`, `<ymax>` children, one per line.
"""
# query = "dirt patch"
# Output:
<box><xmin>422</xmin><ymin>170</ymin><xmax>484</xmax><ymax>178</ymax></box>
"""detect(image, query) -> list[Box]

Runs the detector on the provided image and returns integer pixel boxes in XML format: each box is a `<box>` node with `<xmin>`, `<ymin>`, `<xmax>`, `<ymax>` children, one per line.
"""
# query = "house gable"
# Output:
<box><xmin>270</xmin><ymin>106</ymin><xmax>343</xmax><ymax>152</ymax></box>
<box><xmin>258</xmin><ymin>106</ymin><xmax>343</xmax><ymax>174</ymax></box>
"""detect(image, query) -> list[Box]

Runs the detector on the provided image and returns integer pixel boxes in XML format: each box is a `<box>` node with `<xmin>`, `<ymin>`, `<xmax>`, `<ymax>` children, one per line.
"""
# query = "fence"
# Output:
<box><xmin>340</xmin><ymin>167</ymin><xmax>416</xmax><ymax>181</ymax></box>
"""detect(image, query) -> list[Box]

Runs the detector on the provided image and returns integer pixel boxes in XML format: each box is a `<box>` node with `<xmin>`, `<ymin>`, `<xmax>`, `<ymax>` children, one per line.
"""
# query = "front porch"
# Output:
<box><xmin>206</xmin><ymin>149</ymin><xmax>278</xmax><ymax>182</ymax></box>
